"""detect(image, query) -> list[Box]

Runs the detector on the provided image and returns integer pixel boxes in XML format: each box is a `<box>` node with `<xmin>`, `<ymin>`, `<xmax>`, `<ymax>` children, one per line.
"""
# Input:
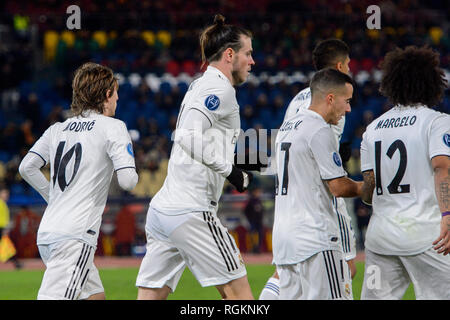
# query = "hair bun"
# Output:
<box><xmin>213</xmin><ymin>14</ymin><xmax>225</xmax><ymax>27</ymax></box>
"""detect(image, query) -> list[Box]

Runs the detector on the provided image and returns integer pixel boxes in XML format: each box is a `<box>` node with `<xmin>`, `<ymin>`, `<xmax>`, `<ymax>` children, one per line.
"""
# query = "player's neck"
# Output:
<box><xmin>209</xmin><ymin>62</ymin><xmax>234</xmax><ymax>85</ymax></box>
<box><xmin>308</xmin><ymin>104</ymin><xmax>330</xmax><ymax>123</ymax></box>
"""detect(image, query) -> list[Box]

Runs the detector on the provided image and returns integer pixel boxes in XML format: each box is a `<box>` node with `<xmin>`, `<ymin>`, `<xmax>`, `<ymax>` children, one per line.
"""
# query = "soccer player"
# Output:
<box><xmin>18</xmin><ymin>62</ymin><xmax>138</xmax><ymax>300</ymax></box>
<box><xmin>135</xmin><ymin>14</ymin><xmax>256</xmax><ymax>300</ymax></box>
<box><xmin>260</xmin><ymin>39</ymin><xmax>357</xmax><ymax>300</ymax></box>
<box><xmin>360</xmin><ymin>46</ymin><xmax>450</xmax><ymax>299</ymax></box>
<box><xmin>271</xmin><ymin>68</ymin><xmax>362</xmax><ymax>299</ymax></box>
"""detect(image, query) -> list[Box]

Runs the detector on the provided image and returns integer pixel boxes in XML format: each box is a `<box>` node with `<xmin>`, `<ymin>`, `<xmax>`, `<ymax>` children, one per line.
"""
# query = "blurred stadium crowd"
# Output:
<box><xmin>0</xmin><ymin>0</ymin><xmax>449</xmax><ymax>256</ymax></box>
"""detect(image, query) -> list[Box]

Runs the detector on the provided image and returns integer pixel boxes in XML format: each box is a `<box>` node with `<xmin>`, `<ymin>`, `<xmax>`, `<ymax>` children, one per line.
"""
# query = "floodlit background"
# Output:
<box><xmin>0</xmin><ymin>0</ymin><xmax>448</xmax><ymax>262</ymax></box>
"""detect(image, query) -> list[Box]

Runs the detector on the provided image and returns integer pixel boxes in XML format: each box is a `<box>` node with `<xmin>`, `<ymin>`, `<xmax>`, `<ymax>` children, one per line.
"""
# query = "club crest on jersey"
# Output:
<box><xmin>205</xmin><ymin>94</ymin><xmax>220</xmax><ymax>111</ymax></box>
<box><xmin>127</xmin><ymin>143</ymin><xmax>134</xmax><ymax>157</ymax></box>
<box><xmin>444</xmin><ymin>133</ymin><xmax>450</xmax><ymax>148</ymax></box>
<box><xmin>333</xmin><ymin>152</ymin><xmax>342</xmax><ymax>167</ymax></box>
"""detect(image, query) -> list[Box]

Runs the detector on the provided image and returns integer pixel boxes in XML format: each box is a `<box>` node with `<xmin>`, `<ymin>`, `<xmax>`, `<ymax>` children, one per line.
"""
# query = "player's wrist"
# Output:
<box><xmin>226</xmin><ymin>165</ymin><xmax>253</xmax><ymax>192</ymax></box>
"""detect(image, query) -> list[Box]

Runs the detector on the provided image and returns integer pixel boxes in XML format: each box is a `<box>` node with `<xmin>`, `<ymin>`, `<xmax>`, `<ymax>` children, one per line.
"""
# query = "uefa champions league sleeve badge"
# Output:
<box><xmin>204</xmin><ymin>95</ymin><xmax>220</xmax><ymax>111</ymax></box>
<box><xmin>333</xmin><ymin>152</ymin><xmax>342</xmax><ymax>167</ymax></box>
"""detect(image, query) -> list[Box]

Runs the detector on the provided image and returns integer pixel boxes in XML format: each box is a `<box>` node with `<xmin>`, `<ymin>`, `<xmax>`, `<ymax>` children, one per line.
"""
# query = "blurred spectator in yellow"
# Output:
<box><xmin>0</xmin><ymin>186</ymin><xmax>22</xmax><ymax>268</ymax></box>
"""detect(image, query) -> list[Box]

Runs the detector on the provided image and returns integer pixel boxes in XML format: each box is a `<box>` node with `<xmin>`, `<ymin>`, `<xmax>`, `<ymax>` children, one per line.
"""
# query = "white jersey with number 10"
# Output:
<box><xmin>29</xmin><ymin>112</ymin><xmax>136</xmax><ymax>246</ymax></box>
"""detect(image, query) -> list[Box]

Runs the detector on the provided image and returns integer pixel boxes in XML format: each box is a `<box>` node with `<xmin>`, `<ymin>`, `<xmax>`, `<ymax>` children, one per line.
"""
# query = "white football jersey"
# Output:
<box><xmin>272</xmin><ymin>109</ymin><xmax>347</xmax><ymax>264</ymax></box>
<box><xmin>282</xmin><ymin>86</ymin><xmax>355</xmax><ymax>261</ymax></box>
<box><xmin>150</xmin><ymin>66</ymin><xmax>240</xmax><ymax>215</ymax></box>
<box><xmin>283</xmin><ymin>87</ymin><xmax>345</xmax><ymax>148</ymax></box>
<box><xmin>361</xmin><ymin>105</ymin><xmax>450</xmax><ymax>255</ymax></box>
<box><xmin>30</xmin><ymin>111</ymin><xmax>136</xmax><ymax>246</ymax></box>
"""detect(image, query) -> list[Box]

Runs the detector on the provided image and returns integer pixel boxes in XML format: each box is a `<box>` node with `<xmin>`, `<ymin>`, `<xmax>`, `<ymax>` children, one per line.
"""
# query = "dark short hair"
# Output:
<box><xmin>310</xmin><ymin>68</ymin><xmax>354</xmax><ymax>98</ymax></box>
<box><xmin>379</xmin><ymin>46</ymin><xmax>447</xmax><ymax>107</ymax></box>
<box><xmin>199</xmin><ymin>14</ymin><xmax>252</xmax><ymax>65</ymax></box>
<box><xmin>312</xmin><ymin>39</ymin><xmax>350</xmax><ymax>70</ymax></box>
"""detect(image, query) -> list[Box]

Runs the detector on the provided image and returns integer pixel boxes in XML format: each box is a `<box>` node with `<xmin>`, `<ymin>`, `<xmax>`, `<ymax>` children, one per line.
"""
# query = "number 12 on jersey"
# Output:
<box><xmin>275</xmin><ymin>142</ymin><xmax>291</xmax><ymax>196</ymax></box>
<box><xmin>374</xmin><ymin>139</ymin><xmax>410</xmax><ymax>196</ymax></box>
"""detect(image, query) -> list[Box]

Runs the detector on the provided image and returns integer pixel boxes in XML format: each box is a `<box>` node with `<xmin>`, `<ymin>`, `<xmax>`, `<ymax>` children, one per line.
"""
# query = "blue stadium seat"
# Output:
<box><xmin>154</xmin><ymin>110</ymin><xmax>168</xmax><ymax>128</ymax></box>
<box><xmin>0</xmin><ymin>151</ymin><xmax>12</xmax><ymax>163</ymax></box>
<box><xmin>10</xmin><ymin>183</ymin><xmax>25</xmax><ymax>196</ymax></box>
<box><xmin>159</xmin><ymin>82</ymin><xmax>172</xmax><ymax>95</ymax></box>
<box><xmin>177</xmin><ymin>82</ymin><xmax>189</xmax><ymax>95</ymax></box>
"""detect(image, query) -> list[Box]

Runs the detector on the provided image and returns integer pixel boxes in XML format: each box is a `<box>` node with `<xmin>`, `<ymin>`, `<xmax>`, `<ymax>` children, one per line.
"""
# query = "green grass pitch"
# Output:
<box><xmin>0</xmin><ymin>262</ymin><xmax>415</xmax><ymax>300</ymax></box>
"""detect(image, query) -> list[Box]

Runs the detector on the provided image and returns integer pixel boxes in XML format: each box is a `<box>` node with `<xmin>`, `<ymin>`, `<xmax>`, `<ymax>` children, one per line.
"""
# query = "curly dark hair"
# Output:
<box><xmin>379</xmin><ymin>46</ymin><xmax>447</xmax><ymax>107</ymax></box>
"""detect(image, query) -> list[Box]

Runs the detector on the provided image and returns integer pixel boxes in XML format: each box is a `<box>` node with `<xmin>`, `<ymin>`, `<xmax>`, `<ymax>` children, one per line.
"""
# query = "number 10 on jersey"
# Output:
<box><xmin>52</xmin><ymin>141</ymin><xmax>83</xmax><ymax>192</ymax></box>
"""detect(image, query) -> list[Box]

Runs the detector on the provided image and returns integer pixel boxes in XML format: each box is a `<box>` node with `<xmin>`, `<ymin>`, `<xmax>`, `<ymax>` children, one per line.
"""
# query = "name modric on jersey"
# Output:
<box><xmin>62</xmin><ymin>120</ymin><xmax>96</xmax><ymax>132</ymax></box>
<box><xmin>374</xmin><ymin>115</ymin><xmax>417</xmax><ymax>130</ymax></box>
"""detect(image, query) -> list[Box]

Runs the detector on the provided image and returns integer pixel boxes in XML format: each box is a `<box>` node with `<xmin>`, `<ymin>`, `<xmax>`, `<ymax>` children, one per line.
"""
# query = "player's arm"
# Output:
<box><xmin>361</xmin><ymin>170</ymin><xmax>375</xmax><ymax>205</ymax></box>
<box><xmin>176</xmin><ymin>108</ymin><xmax>231</xmax><ymax>175</ymax></box>
<box><xmin>18</xmin><ymin>152</ymin><xmax>50</xmax><ymax>203</ymax></box>
<box><xmin>106</xmin><ymin>121</ymin><xmax>138</xmax><ymax>192</ymax></box>
<box><xmin>310</xmin><ymin>126</ymin><xmax>362</xmax><ymax>198</ymax></box>
<box><xmin>176</xmin><ymin>108</ymin><xmax>251</xmax><ymax>192</ymax></box>
<box><xmin>116</xmin><ymin>168</ymin><xmax>138</xmax><ymax>191</ymax></box>
<box><xmin>432</xmin><ymin>155</ymin><xmax>450</xmax><ymax>255</ymax></box>
<box><xmin>326</xmin><ymin>176</ymin><xmax>362</xmax><ymax>198</ymax></box>
<box><xmin>359</xmin><ymin>130</ymin><xmax>375</xmax><ymax>205</ymax></box>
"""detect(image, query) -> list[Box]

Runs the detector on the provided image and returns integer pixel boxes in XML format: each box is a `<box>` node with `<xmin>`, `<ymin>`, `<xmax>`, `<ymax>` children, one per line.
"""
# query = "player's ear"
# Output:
<box><xmin>326</xmin><ymin>93</ymin><xmax>334</xmax><ymax>104</ymax></box>
<box><xmin>224</xmin><ymin>47</ymin><xmax>234</xmax><ymax>62</ymax></box>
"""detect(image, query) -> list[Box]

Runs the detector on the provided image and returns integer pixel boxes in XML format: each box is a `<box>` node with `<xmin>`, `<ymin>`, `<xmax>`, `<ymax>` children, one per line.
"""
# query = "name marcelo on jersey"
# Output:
<box><xmin>374</xmin><ymin>115</ymin><xmax>417</xmax><ymax>130</ymax></box>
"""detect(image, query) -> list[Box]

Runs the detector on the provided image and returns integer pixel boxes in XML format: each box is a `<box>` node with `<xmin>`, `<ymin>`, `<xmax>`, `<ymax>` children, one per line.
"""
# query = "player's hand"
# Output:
<box><xmin>234</xmin><ymin>151</ymin><xmax>268</xmax><ymax>171</ymax></box>
<box><xmin>432</xmin><ymin>215</ymin><xmax>450</xmax><ymax>255</ymax></box>
<box><xmin>339</xmin><ymin>142</ymin><xmax>352</xmax><ymax>163</ymax></box>
<box><xmin>226</xmin><ymin>165</ymin><xmax>253</xmax><ymax>192</ymax></box>
<box><xmin>347</xmin><ymin>259</ymin><xmax>357</xmax><ymax>279</ymax></box>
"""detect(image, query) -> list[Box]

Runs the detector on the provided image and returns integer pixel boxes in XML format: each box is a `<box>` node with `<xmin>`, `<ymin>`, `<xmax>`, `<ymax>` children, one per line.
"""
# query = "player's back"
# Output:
<box><xmin>283</xmin><ymin>86</ymin><xmax>311</xmax><ymax>121</ymax></box>
<box><xmin>361</xmin><ymin>105</ymin><xmax>450</xmax><ymax>255</ymax></box>
<box><xmin>33</xmin><ymin>112</ymin><xmax>133</xmax><ymax>246</ymax></box>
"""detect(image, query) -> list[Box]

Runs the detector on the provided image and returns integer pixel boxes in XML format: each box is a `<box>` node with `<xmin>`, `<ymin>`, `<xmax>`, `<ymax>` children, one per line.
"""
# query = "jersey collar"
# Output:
<box><xmin>206</xmin><ymin>65</ymin><xmax>232</xmax><ymax>86</ymax></box>
<box><xmin>304</xmin><ymin>108</ymin><xmax>327</xmax><ymax>124</ymax></box>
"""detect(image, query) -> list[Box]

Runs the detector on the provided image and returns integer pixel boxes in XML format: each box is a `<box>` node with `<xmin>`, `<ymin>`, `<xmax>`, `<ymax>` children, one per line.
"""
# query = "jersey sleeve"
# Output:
<box><xmin>428</xmin><ymin>113</ymin><xmax>450</xmax><ymax>159</ymax></box>
<box><xmin>309</xmin><ymin>127</ymin><xmax>347</xmax><ymax>180</ymax></box>
<box><xmin>29</xmin><ymin>126</ymin><xmax>52</xmax><ymax>167</ymax></box>
<box><xmin>360</xmin><ymin>130</ymin><xmax>373</xmax><ymax>172</ymax></box>
<box><xmin>331</xmin><ymin>116</ymin><xmax>345</xmax><ymax>147</ymax></box>
<box><xmin>191</xmin><ymin>83</ymin><xmax>237</xmax><ymax>124</ymax></box>
<box><xmin>105</xmin><ymin>120</ymin><xmax>136</xmax><ymax>171</ymax></box>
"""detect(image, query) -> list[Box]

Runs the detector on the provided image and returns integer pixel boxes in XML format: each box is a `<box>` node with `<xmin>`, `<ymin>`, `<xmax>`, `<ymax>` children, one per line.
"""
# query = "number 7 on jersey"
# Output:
<box><xmin>275</xmin><ymin>142</ymin><xmax>291</xmax><ymax>196</ymax></box>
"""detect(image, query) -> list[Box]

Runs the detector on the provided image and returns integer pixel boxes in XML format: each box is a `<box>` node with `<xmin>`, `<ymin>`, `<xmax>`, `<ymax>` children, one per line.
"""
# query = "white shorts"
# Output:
<box><xmin>361</xmin><ymin>248</ymin><xmax>450</xmax><ymax>300</ymax></box>
<box><xmin>136</xmin><ymin>207</ymin><xmax>246</xmax><ymax>291</ymax></box>
<box><xmin>276</xmin><ymin>250</ymin><xmax>351</xmax><ymax>300</ymax></box>
<box><xmin>37</xmin><ymin>239</ymin><xmax>104</xmax><ymax>300</ymax></box>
